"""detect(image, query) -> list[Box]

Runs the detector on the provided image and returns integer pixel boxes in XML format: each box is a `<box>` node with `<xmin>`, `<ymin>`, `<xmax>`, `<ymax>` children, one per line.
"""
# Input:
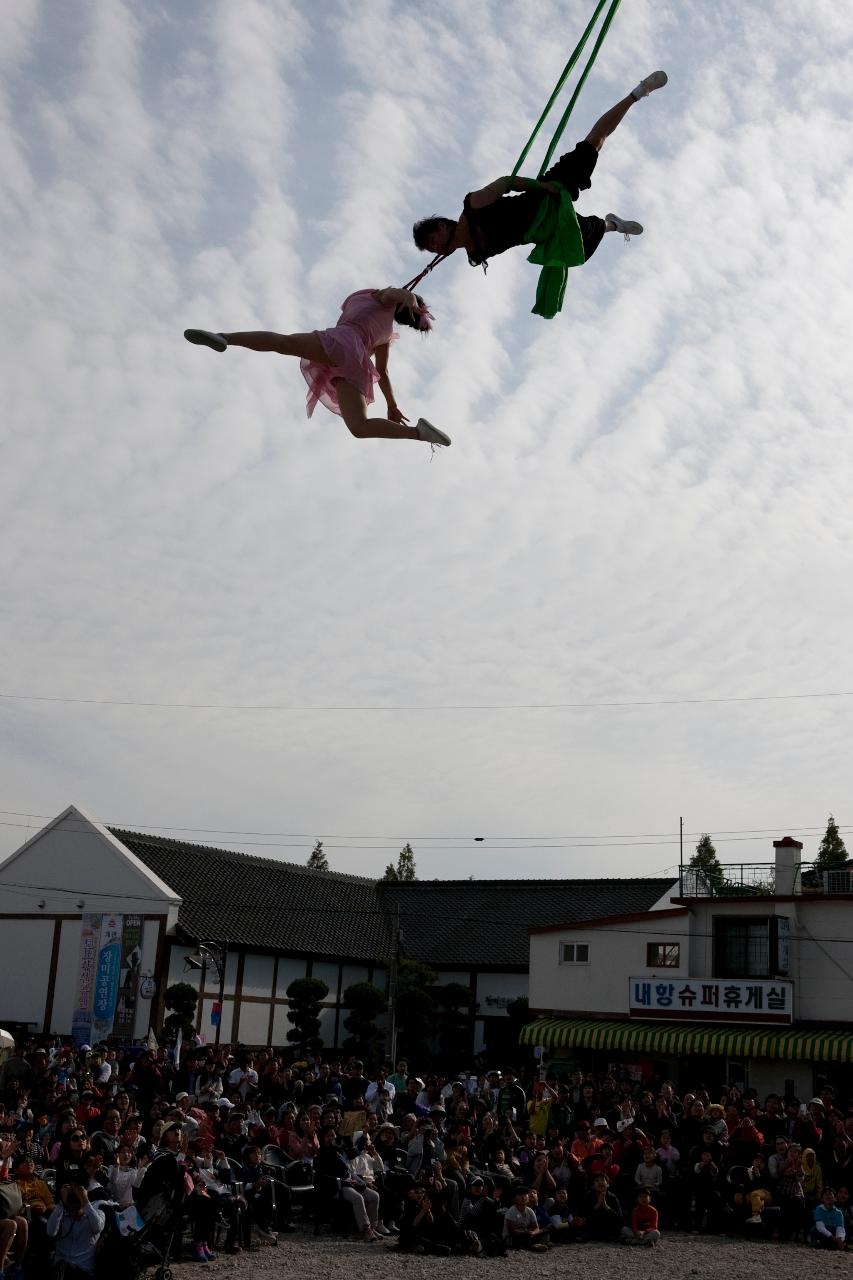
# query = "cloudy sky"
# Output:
<box><xmin>2</xmin><ymin>0</ymin><xmax>853</xmax><ymax>882</ymax></box>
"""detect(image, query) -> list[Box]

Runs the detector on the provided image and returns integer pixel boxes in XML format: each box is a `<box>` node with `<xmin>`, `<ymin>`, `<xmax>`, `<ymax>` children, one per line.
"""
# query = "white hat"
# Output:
<box><xmin>592</xmin><ymin>1117</ymin><xmax>609</xmax><ymax>1128</ymax></box>
<box><xmin>218</xmin><ymin>1098</ymin><xmax>234</xmax><ymax>1109</ymax></box>
<box><xmin>79</xmin><ymin>1044</ymin><xmax>92</xmax><ymax>1052</ymax></box>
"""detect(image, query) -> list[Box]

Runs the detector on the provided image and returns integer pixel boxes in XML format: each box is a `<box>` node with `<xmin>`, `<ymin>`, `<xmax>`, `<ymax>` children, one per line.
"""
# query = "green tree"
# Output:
<box><xmin>342</xmin><ymin>981</ymin><xmax>386</xmax><ymax>1064</ymax></box>
<box><xmin>395</xmin><ymin>958</ymin><xmax>437</xmax><ymax>1061</ymax></box>
<box><xmin>285</xmin><ymin>977</ymin><xmax>329</xmax><ymax>1054</ymax></box>
<box><xmin>162</xmin><ymin>981</ymin><xmax>198</xmax><ymax>1040</ymax></box>
<box><xmin>382</xmin><ymin>843</ymin><xmax>417</xmax><ymax>881</ymax></box>
<box><xmin>815</xmin><ymin>814</ymin><xmax>848</xmax><ymax>870</ymax></box>
<box><xmin>690</xmin><ymin>833</ymin><xmax>723</xmax><ymax>887</ymax></box>
<box><xmin>434</xmin><ymin>982</ymin><xmax>475</xmax><ymax>1063</ymax></box>
<box><xmin>307</xmin><ymin>840</ymin><xmax>329</xmax><ymax>871</ymax></box>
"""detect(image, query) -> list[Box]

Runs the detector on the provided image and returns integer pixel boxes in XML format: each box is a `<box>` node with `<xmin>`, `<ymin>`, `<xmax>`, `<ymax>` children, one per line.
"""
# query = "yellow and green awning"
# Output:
<box><xmin>520</xmin><ymin>1017</ymin><xmax>853</xmax><ymax>1063</ymax></box>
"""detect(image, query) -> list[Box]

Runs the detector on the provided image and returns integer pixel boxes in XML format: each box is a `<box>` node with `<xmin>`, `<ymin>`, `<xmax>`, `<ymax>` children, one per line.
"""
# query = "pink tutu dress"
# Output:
<box><xmin>301</xmin><ymin>289</ymin><xmax>398</xmax><ymax>418</ymax></box>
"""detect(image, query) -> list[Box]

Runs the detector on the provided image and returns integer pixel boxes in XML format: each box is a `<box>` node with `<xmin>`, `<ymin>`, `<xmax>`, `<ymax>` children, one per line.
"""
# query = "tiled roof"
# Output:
<box><xmin>111</xmin><ymin>828</ymin><xmax>675</xmax><ymax>970</ymax></box>
<box><xmin>377</xmin><ymin>879</ymin><xmax>677</xmax><ymax>967</ymax></box>
<box><xmin>110</xmin><ymin>829</ymin><xmax>388</xmax><ymax>962</ymax></box>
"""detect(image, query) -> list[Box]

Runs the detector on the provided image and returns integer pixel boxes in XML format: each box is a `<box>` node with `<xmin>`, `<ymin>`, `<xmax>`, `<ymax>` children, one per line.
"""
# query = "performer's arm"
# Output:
<box><xmin>467</xmin><ymin>176</ymin><xmax>559</xmax><ymax>208</ymax></box>
<box><xmin>374</xmin><ymin>344</ymin><xmax>408</xmax><ymax>425</ymax></box>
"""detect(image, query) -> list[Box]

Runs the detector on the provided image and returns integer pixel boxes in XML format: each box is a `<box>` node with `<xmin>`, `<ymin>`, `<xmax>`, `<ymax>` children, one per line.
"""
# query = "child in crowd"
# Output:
<box><xmin>503</xmin><ymin>1187</ymin><xmax>549</xmax><ymax>1250</ymax></box>
<box><xmin>811</xmin><ymin>1188</ymin><xmax>846</xmax><ymax>1250</ymax></box>
<box><xmin>621</xmin><ymin>1188</ymin><xmax>661</xmax><ymax>1245</ymax></box>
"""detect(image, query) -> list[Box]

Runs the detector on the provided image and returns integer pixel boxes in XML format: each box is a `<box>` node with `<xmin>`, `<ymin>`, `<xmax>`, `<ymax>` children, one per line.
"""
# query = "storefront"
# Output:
<box><xmin>520</xmin><ymin>1015</ymin><xmax>853</xmax><ymax>1097</ymax></box>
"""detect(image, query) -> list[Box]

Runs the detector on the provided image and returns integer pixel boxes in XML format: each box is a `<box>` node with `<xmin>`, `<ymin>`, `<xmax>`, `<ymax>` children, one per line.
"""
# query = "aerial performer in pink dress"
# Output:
<box><xmin>184</xmin><ymin>288</ymin><xmax>451</xmax><ymax>448</ymax></box>
<box><xmin>412</xmin><ymin>72</ymin><xmax>667</xmax><ymax>276</ymax></box>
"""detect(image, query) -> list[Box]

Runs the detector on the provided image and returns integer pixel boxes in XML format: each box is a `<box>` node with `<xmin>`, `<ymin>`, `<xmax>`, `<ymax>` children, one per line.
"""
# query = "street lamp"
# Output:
<box><xmin>184</xmin><ymin>941</ymin><xmax>227</xmax><ymax>1046</ymax></box>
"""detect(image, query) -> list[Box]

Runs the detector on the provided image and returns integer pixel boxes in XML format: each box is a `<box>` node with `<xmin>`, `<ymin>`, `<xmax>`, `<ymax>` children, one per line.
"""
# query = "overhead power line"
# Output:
<box><xmin>0</xmin><ymin>815</ymin><xmax>847</xmax><ymax>855</ymax></box>
<box><xmin>3</xmin><ymin>687</ymin><xmax>853</xmax><ymax>713</ymax></box>
<box><xmin>0</xmin><ymin>811</ymin><xmax>845</xmax><ymax>852</ymax></box>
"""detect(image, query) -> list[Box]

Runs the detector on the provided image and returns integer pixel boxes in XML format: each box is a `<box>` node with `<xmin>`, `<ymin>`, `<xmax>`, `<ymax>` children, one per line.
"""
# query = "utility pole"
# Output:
<box><xmin>386</xmin><ymin>904</ymin><xmax>401</xmax><ymax>1062</ymax></box>
<box><xmin>196</xmin><ymin>950</ymin><xmax>208</xmax><ymax>1035</ymax></box>
<box><xmin>214</xmin><ymin>941</ymin><xmax>227</xmax><ymax>1048</ymax></box>
<box><xmin>679</xmin><ymin>816</ymin><xmax>684</xmax><ymax>890</ymax></box>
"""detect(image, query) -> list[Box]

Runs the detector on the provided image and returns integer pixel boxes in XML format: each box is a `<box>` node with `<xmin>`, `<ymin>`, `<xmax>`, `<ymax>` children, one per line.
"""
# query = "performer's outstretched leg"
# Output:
<box><xmin>334</xmin><ymin>379</ymin><xmax>422</xmax><ymax>442</ymax></box>
<box><xmin>585</xmin><ymin>71</ymin><xmax>667</xmax><ymax>150</ymax></box>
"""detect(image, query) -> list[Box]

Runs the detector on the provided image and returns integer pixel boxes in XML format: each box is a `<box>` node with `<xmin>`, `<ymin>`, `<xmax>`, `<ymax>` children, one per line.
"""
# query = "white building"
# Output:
<box><xmin>0</xmin><ymin>805</ymin><xmax>676</xmax><ymax>1056</ymax></box>
<box><xmin>524</xmin><ymin>836</ymin><xmax>853</xmax><ymax>1098</ymax></box>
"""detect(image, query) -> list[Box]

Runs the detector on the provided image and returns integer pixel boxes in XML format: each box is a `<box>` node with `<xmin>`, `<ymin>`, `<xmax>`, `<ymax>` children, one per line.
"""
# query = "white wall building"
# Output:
<box><xmin>524</xmin><ymin>837</ymin><xmax>853</xmax><ymax>1097</ymax></box>
<box><xmin>0</xmin><ymin>805</ymin><xmax>677</xmax><ymax>1056</ymax></box>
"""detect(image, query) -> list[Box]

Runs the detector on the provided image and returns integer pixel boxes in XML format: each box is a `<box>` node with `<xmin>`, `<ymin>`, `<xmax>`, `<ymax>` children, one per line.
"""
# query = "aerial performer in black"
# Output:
<box><xmin>412</xmin><ymin>71</ymin><xmax>667</xmax><ymax>302</ymax></box>
<box><xmin>184</xmin><ymin>288</ymin><xmax>451</xmax><ymax>447</ymax></box>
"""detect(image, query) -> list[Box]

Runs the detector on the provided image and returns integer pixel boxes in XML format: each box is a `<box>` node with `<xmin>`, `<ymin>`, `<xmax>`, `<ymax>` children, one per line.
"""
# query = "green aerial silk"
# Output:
<box><xmin>511</xmin><ymin>0</ymin><xmax>623</xmax><ymax>179</ymax></box>
<box><xmin>401</xmin><ymin>0</ymin><xmax>622</xmax><ymax>299</ymax></box>
<box><xmin>511</xmin><ymin>0</ymin><xmax>622</xmax><ymax>318</ymax></box>
<box><xmin>524</xmin><ymin>186</ymin><xmax>585</xmax><ymax>319</ymax></box>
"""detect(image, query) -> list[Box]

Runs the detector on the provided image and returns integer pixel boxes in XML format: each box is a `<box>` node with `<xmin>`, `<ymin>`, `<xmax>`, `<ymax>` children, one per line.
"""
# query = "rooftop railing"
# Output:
<box><xmin>677</xmin><ymin>861</ymin><xmax>853</xmax><ymax>898</ymax></box>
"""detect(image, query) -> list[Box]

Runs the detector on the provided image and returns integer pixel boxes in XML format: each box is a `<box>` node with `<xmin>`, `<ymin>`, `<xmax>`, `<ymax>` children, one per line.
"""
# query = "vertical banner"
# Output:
<box><xmin>113</xmin><ymin>915</ymin><xmax>144</xmax><ymax>1039</ymax></box>
<box><xmin>90</xmin><ymin>914</ymin><xmax>123</xmax><ymax>1043</ymax></box>
<box><xmin>71</xmin><ymin>913</ymin><xmax>101</xmax><ymax>1047</ymax></box>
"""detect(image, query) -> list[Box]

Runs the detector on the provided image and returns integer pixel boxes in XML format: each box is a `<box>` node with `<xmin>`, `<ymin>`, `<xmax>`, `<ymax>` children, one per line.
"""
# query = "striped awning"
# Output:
<box><xmin>520</xmin><ymin>1017</ymin><xmax>853</xmax><ymax>1063</ymax></box>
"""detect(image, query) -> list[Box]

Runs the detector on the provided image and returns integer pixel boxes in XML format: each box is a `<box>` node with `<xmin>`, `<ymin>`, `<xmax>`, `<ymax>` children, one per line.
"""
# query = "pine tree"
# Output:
<box><xmin>342</xmin><ymin>981</ymin><xmax>386</xmax><ymax>1064</ymax></box>
<box><xmin>381</xmin><ymin>844</ymin><xmax>416</xmax><ymax>881</ymax></box>
<box><xmin>689</xmin><ymin>834</ymin><xmax>723</xmax><ymax>886</ymax></box>
<box><xmin>162</xmin><ymin>982</ymin><xmax>198</xmax><ymax>1040</ymax></box>
<box><xmin>435</xmin><ymin>982</ymin><xmax>475</xmax><ymax>1063</ymax></box>
<box><xmin>395</xmin><ymin>959</ymin><xmax>437</xmax><ymax>1061</ymax></box>
<box><xmin>285</xmin><ymin>977</ymin><xmax>329</xmax><ymax>1054</ymax></box>
<box><xmin>396</xmin><ymin>843</ymin><xmax>417</xmax><ymax>880</ymax></box>
<box><xmin>307</xmin><ymin>840</ymin><xmax>329</xmax><ymax>872</ymax></box>
<box><xmin>815</xmin><ymin>814</ymin><xmax>848</xmax><ymax>869</ymax></box>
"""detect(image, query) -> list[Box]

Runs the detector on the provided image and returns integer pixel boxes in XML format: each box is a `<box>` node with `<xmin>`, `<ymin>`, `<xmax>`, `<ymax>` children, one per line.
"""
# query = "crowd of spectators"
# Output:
<box><xmin>1</xmin><ymin>1036</ymin><xmax>851</xmax><ymax>1276</ymax></box>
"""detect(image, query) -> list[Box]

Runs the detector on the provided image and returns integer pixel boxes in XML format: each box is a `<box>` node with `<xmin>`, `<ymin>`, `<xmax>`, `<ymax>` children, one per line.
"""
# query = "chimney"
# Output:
<box><xmin>773</xmin><ymin>836</ymin><xmax>803</xmax><ymax>895</ymax></box>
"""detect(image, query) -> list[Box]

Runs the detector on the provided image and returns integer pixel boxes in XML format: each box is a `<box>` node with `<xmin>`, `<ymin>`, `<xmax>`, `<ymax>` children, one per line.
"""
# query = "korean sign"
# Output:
<box><xmin>629</xmin><ymin>977</ymin><xmax>793</xmax><ymax>1024</ymax></box>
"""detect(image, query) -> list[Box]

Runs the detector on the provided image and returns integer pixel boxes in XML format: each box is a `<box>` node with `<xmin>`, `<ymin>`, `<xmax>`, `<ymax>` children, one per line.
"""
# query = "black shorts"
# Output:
<box><xmin>541</xmin><ymin>140</ymin><xmax>598</xmax><ymax>201</ymax></box>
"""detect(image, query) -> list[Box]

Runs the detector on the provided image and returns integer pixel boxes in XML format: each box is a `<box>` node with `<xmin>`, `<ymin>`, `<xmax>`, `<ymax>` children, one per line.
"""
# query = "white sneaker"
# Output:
<box><xmin>417</xmin><ymin>417</ymin><xmax>451</xmax><ymax>447</ymax></box>
<box><xmin>256</xmin><ymin>1227</ymin><xmax>278</xmax><ymax>1244</ymax></box>
<box><xmin>184</xmin><ymin>328</ymin><xmax>227</xmax><ymax>352</ymax></box>
<box><xmin>374</xmin><ymin>1224</ymin><xmax>391</xmax><ymax>1236</ymax></box>
<box><xmin>605</xmin><ymin>213</ymin><xmax>643</xmax><ymax>240</ymax></box>
<box><xmin>632</xmin><ymin>70</ymin><xmax>667</xmax><ymax>99</ymax></box>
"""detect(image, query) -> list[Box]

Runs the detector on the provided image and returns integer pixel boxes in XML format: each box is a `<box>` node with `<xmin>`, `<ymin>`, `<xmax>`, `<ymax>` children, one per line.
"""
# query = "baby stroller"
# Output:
<box><xmin>99</xmin><ymin>1152</ymin><xmax>187</xmax><ymax>1280</ymax></box>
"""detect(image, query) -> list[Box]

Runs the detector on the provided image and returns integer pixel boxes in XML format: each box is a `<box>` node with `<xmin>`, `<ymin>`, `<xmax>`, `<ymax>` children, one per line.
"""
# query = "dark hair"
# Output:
<box><xmin>393</xmin><ymin>293</ymin><xmax>432</xmax><ymax>331</ymax></box>
<box><xmin>412</xmin><ymin>216</ymin><xmax>454</xmax><ymax>251</ymax></box>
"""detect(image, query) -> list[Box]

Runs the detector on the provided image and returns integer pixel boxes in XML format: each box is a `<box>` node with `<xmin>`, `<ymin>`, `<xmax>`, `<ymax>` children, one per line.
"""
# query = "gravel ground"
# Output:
<box><xmin>174</xmin><ymin>1230</ymin><xmax>851</xmax><ymax>1280</ymax></box>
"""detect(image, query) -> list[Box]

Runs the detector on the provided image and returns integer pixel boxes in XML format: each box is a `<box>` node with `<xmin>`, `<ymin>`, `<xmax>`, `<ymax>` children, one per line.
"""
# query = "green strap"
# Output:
<box><xmin>510</xmin><ymin>0</ymin><xmax>623</xmax><ymax>179</ymax></box>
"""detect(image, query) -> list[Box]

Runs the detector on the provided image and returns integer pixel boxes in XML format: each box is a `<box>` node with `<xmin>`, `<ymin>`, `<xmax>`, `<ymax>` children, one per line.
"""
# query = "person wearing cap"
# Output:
<box><xmin>460</xmin><ymin>1174</ymin><xmax>503</xmax><ymax>1250</ymax></box>
<box><xmin>46</xmin><ymin>1179</ymin><xmax>106</xmax><ymax>1278</ymax></box>
<box><xmin>405</xmin><ymin>1117</ymin><xmax>445</xmax><ymax>1179</ymax></box>
<box><xmin>503</xmin><ymin>1186</ymin><xmax>549</xmax><ymax>1251</ymax></box>
<box><xmin>393</xmin><ymin>1076</ymin><xmax>429</xmax><ymax>1120</ymax></box>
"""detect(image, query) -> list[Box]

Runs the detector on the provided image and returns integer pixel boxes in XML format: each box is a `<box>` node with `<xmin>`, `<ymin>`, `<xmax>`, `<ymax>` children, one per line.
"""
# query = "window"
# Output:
<box><xmin>560</xmin><ymin>943</ymin><xmax>589</xmax><ymax>964</ymax></box>
<box><xmin>646</xmin><ymin>942</ymin><xmax>680</xmax><ymax>968</ymax></box>
<box><xmin>714</xmin><ymin>918</ymin><xmax>770</xmax><ymax>978</ymax></box>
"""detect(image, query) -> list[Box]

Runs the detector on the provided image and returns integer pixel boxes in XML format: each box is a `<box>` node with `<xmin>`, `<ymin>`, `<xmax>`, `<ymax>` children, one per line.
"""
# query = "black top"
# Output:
<box><xmin>462</xmin><ymin>190</ymin><xmax>542</xmax><ymax>266</ymax></box>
